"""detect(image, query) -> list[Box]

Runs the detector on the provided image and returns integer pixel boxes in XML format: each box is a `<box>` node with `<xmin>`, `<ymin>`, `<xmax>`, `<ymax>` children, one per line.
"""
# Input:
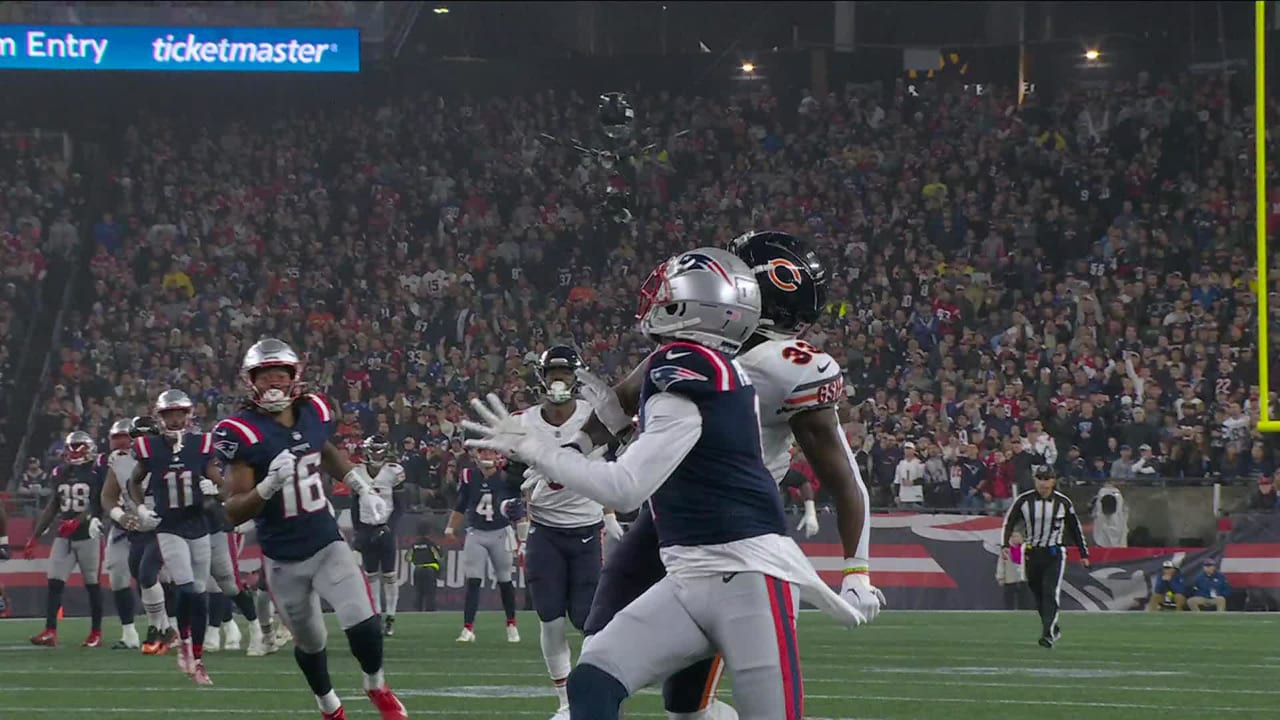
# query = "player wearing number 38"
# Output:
<box><xmin>214</xmin><ymin>339</ymin><xmax>408</xmax><ymax>720</ymax></box>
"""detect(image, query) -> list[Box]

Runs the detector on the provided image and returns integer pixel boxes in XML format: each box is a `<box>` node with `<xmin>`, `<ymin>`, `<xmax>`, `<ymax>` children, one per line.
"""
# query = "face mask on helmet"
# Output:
<box><xmin>477</xmin><ymin>449</ymin><xmax>500</xmax><ymax>469</ymax></box>
<box><xmin>545</xmin><ymin>380</ymin><xmax>573</xmax><ymax>403</ymax></box>
<box><xmin>249</xmin><ymin>365</ymin><xmax>300</xmax><ymax>413</ymax></box>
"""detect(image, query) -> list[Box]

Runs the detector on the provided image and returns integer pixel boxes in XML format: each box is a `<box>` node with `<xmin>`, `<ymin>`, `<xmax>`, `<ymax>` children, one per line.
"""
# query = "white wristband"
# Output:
<box><xmin>344</xmin><ymin>468</ymin><xmax>370</xmax><ymax>496</ymax></box>
<box><xmin>256</xmin><ymin>482</ymin><xmax>277</xmax><ymax>501</ymax></box>
<box><xmin>109</xmin><ymin>507</ymin><xmax>126</xmax><ymax>523</ymax></box>
<box><xmin>803</xmin><ymin>499</ymin><xmax>817</xmax><ymax>514</ymax></box>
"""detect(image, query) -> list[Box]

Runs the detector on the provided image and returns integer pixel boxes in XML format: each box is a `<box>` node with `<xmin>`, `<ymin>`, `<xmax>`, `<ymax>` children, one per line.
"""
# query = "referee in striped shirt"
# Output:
<box><xmin>1001</xmin><ymin>466</ymin><xmax>1090</xmax><ymax>648</ymax></box>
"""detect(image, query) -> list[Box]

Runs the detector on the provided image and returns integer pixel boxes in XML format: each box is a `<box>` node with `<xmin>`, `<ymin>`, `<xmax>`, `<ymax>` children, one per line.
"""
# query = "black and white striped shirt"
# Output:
<box><xmin>1002</xmin><ymin>490</ymin><xmax>1089</xmax><ymax>557</ymax></box>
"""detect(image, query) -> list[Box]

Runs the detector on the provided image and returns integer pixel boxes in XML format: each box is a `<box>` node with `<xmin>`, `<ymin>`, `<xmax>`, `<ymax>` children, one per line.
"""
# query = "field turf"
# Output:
<box><xmin>0</xmin><ymin>610</ymin><xmax>1273</xmax><ymax>719</ymax></box>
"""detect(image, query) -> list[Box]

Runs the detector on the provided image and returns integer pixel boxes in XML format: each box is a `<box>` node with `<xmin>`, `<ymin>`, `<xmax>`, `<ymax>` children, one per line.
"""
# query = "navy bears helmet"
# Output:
<box><xmin>537</xmin><ymin>345</ymin><xmax>583</xmax><ymax>404</ymax></box>
<box><xmin>728</xmin><ymin>230</ymin><xmax>827</xmax><ymax>340</ymax></box>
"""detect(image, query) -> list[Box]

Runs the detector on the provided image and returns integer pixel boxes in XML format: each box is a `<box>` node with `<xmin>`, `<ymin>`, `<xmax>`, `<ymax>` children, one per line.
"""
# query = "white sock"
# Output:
<box><xmin>363</xmin><ymin>669</ymin><xmax>386</xmax><ymax>691</ymax></box>
<box><xmin>256</xmin><ymin>591</ymin><xmax>274</xmax><ymax>634</ymax></box>
<box><xmin>540</xmin><ymin>617</ymin><xmax>572</xmax><ymax>706</ymax></box>
<box><xmin>316</xmin><ymin>690</ymin><xmax>342</xmax><ymax>714</ymax></box>
<box><xmin>168</xmin><ymin>616</ymin><xmax>179</xmax><ymax>632</ymax></box>
<box><xmin>367</xmin><ymin>573</ymin><xmax>383</xmax><ymax>614</ymax></box>
<box><xmin>140</xmin><ymin>584</ymin><xmax>167</xmax><ymax>631</ymax></box>
<box><xmin>382</xmin><ymin>574</ymin><xmax>399</xmax><ymax>618</ymax></box>
<box><xmin>122</xmin><ymin>623</ymin><xmax>139</xmax><ymax>644</ymax></box>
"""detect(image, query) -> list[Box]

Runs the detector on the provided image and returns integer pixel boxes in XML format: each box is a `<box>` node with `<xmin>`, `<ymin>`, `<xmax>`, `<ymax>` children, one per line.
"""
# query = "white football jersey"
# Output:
<box><xmin>367</xmin><ymin>462</ymin><xmax>406</xmax><ymax>503</ymax></box>
<box><xmin>735</xmin><ymin>338</ymin><xmax>846</xmax><ymax>481</ymax></box>
<box><xmin>520</xmin><ymin>400</ymin><xmax>604</xmax><ymax>528</ymax></box>
<box><xmin>108</xmin><ymin>448</ymin><xmax>149</xmax><ymax>511</ymax></box>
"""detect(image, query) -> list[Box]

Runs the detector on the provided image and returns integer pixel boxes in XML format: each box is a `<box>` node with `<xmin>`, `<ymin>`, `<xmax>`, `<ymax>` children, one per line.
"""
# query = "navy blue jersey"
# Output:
<box><xmin>453</xmin><ymin>467</ymin><xmax>516</xmax><ymax>531</ymax></box>
<box><xmin>134</xmin><ymin>432</ymin><xmax>213</xmax><ymax>540</ymax></box>
<box><xmin>49</xmin><ymin>462</ymin><xmax>102</xmax><ymax>541</ymax></box>
<box><xmin>639</xmin><ymin>341</ymin><xmax>786</xmax><ymax>547</ymax></box>
<box><xmin>213</xmin><ymin>394</ymin><xmax>342</xmax><ymax>562</ymax></box>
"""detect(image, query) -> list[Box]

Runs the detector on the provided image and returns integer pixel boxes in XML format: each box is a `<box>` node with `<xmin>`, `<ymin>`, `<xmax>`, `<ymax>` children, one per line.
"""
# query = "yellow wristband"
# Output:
<box><xmin>842</xmin><ymin>567</ymin><xmax>869</xmax><ymax>576</ymax></box>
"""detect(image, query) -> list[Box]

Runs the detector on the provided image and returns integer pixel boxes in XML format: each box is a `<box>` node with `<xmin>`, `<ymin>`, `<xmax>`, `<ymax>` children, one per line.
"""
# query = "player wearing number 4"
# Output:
<box><xmin>27</xmin><ymin>431</ymin><xmax>107</xmax><ymax>648</ymax></box>
<box><xmin>215</xmin><ymin>339</ymin><xmax>407</xmax><ymax>720</ymax></box>
<box><xmin>127</xmin><ymin>389</ymin><xmax>218</xmax><ymax>685</ymax></box>
<box><xmin>445</xmin><ymin>447</ymin><xmax>521</xmax><ymax>643</ymax></box>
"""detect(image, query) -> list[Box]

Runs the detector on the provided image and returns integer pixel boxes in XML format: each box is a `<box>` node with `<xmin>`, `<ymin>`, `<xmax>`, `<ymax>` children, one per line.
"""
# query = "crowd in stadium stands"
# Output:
<box><xmin>12</xmin><ymin>71</ymin><xmax>1280</xmax><ymax>515</ymax></box>
<box><xmin>1</xmin><ymin>131</ymin><xmax>81</xmax><ymax>460</ymax></box>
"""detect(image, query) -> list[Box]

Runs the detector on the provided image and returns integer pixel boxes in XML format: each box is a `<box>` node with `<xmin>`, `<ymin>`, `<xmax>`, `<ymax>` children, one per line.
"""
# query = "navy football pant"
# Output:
<box><xmin>582</xmin><ymin>511</ymin><xmax>723</xmax><ymax>714</ymax></box>
<box><xmin>525</xmin><ymin>521</ymin><xmax>602</xmax><ymax>629</ymax></box>
<box><xmin>574</xmin><ymin>572</ymin><xmax>803</xmax><ymax>720</ymax></box>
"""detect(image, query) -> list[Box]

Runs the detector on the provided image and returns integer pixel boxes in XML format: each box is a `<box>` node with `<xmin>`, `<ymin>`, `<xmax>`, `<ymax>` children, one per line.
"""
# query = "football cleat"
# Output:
<box><xmin>30</xmin><ymin>629</ymin><xmax>57</xmax><ymax>647</ymax></box>
<box><xmin>223</xmin><ymin>620</ymin><xmax>242</xmax><ymax>650</ymax></box>
<box><xmin>1038</xmin><ymin>635</ymin><xmax>1054</xmax><ymax>649</ymax></box>
<box><xmin>366</xmin><ymin>686</ymin><xmax>408</xmax><ymax>720</ymax></box>
<box><xmin>205</xmin><ymin>625</ymin><xmax>222</xmax><ymax>653</ymax></box>
<box><xmin>272</xmin><ymin>623</ymin><xmax>294</xmax><ymax>651</ymax></box>
<box><xmin>111</xmin><ymin>639</ymin><xmax>136</xmax><ymax>650</ymax></box>
<box><xmin>506</xmin><ymin>623</ymin><xmax>520</xmax><ymax>643</ymax></box>
<box><xmin>190</xmin><ymin>660</ymin><xmax>213</xmax><ymax>686</ymax></box>
<box><xmin>246</xmin><ymin>623</ymin><xmax>269</xmax><ymax>656</ymax></box>
<box><xmin>456</xmin><ymin>627</ymin><xmax>476</xmax><ymax>643</ymax></box>
<box><xmin>82</xmin><ymin>630</ymin><xmax>103</xmax><ymax>648</ymax></box>
<box><xmin>141</xmin><ymin>626</ymin><xmax>164</xmax><ymax>654</ymax></box>
<box><xmin>163</xmin><ymin>627</ymin><xmax>180</xmax><ymax>651</ymax></box>
<box><xmin>383</xmin><ymin>617</ymin><xmax>395</xmax><ymax>637</ymax></box>
<box><xmin>176</xmin><ymin>642</ymin><xmax>196</xmax><ymax>674</ymax></box>
<box><xmin>322</xmin><ymin>707</ymin><xmax>347</xmax><ymax>720</ymax></box>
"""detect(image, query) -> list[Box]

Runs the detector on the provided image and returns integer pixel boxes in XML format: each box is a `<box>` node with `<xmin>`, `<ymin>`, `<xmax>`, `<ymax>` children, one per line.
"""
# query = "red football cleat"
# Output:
<box><xmin>30</xmin><ymin>629</ymin><xmax>57</xmax><ymax>647</ymax></box>
<box><xmin>190</xmin><ymin>660</ymin><xmax>213</xmax><ymax>686</ymax></box>
<box><xmin>176</xmin><ymin>642</ymin><xmax>195</xmax><ymax>675</ymax></box>
<box><xmin>366</xmin><ymin>686</ymin><xmax>408</xmax><ymax>720</ymax></box>
<box><xmin>82</xmin><ymin>630</ymin><xmax>103</xmax><ymax>648</ymax></box>
<box><xmin>321</xmin><ymin>708</ymin><xmax>347</xmax><ymax>720</ymax></box>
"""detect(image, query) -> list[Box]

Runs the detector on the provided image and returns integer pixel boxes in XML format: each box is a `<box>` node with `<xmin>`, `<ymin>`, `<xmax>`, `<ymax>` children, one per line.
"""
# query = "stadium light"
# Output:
<box><xmin>433</xmin><ymin>6</ymin><xmax>450</xmax><ymax>14</ymax></box>
<box><xmin>741</xmin><ymin>61</ymin><xmax>756</xmax><ymax>74</ymax></box>
<box><xmin>1084</xmin><ymin>48</ymin><xmax>1101</xmax><ymax>61</ymax></box>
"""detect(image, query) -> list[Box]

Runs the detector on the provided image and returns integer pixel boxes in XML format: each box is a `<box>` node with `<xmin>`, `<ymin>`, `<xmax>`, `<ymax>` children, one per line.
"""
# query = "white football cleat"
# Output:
<box><xmin>222</xmin><ymin>620</ymin><xmax>242</xmax><ymax>651</ymax></box>
<box><xmin>272</xmin><ymin>624</ymin><xmax>293</xmax><ymax>652</ymax></box>
<box><xmin>205</xmin><ymin>626</ymin><xmax>222</xmax><ymax>653</ymax></box>
<box><xmin>506</xmin><ymin>624</ymin><xmax>521</xmax><ymax>643</ymax></box>
<box><xmin>246</xmin><ymin>623</ymin><xmax>269</xmax><ymax>657</ymax></box>
<box><xmin>456</xmin><ymin>627</ymin><xmax>476</xmax><ymax>643</ymax></box>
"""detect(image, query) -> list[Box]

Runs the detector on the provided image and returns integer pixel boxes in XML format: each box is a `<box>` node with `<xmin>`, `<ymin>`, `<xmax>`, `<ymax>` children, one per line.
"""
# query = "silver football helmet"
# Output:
<box><xmin>241</xmin><ymin>338</ymin><xmax>303</xmax><ymax>413</ymax></box>
<box><xmin>155</xmin><ymin>389</ymin><xmax>194</xmax><ymax>441</ymax></box>
<box><xmin>108</xmin><ymin>419</ymin><xmax>133</xmax><ymax>451</ymax></box>
<box><xmin>64</xmin><ymin>431</ymin><xmax>96</xmax><ymax>465</ymax></box>
<box><xmin>636</xmin><ymin>247</ymin><xmax>762</xmax><ymax>353</ymax></box>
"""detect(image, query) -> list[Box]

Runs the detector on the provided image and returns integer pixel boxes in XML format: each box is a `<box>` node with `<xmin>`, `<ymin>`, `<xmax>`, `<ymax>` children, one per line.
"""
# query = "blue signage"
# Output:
<box><xmin>0</xmin><ymin>25</ymin><xmax>360</xmax><ymax>73</ymax></box>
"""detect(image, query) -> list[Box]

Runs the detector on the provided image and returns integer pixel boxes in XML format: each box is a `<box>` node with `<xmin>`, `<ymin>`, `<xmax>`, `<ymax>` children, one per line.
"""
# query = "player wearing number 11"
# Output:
<box><xmin>214</xmin><ymin>338</ymin><xmax>407</xmax><ymax>720</ymax></box>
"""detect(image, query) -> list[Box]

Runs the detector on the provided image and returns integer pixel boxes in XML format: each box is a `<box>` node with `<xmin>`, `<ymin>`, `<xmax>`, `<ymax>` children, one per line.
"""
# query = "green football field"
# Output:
<box><xmin>0</xmin><ymin>610</ymin><xmax>1273</xmax><ymax>719</ymax></box>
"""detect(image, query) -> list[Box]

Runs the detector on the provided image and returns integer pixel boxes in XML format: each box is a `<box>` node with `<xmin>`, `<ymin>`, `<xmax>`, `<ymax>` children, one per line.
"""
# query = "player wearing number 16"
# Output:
<box><xmin>128</xmin><ymin>389</ymin><xmax>218</xmax><ymax>685</ymax></box>
<box><xmin>214</xmin><ymin>339</ymin><xmax>407</xmax><ymax>720</ymax></box>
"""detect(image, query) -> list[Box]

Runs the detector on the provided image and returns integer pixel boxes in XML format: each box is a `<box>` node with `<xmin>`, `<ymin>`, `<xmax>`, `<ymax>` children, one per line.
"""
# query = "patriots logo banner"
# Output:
<box><xmin>649</xmin><ymin>364</ymin><xmax>710</xmax><ymax>391</ymax></box>
<box><xmin>673</xmin><ymin>252</ymin><xmax>733</xmax><ymax>284</ymax></box>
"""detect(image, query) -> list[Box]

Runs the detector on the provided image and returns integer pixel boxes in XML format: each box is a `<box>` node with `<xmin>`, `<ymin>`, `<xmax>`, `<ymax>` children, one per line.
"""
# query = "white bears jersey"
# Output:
<box><xmin>363</xmin><ymin>462</ymin><xmax>406</xmax><ymax>519</ymax></box>
<box><xmin>520</xmin><ymin>400</ymin><xmax>605</xmax><ymax>528</ymax></box>
<box><xmin>735</xmin><ymin>338</ymin><xmax>846</xmax><ymax>481</ymax></box>
<box><xmin>107</xmin><ymin>448</ymin><xmax>150</xmax><ymax>512</ymax></box>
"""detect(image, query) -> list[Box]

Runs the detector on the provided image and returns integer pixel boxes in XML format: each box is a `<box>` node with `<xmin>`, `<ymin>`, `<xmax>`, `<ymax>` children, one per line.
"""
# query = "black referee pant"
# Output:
<box><xmin>1024</xmin><ymin>546</ymin><xmax>1066</xmax><ymax>639</ymax></box>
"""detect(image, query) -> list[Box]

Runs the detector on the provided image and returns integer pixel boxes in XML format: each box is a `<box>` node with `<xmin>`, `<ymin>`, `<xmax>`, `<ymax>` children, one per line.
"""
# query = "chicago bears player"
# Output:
<box><xmin>26</xmin><ymin>431</ymin><xmax>106</xmax><ymax>648</ymax></box>
<box><xmin>570</xmin><ymin>232</ymin><xmax>884</xmax><ymax>719</ymax></box>
<box><xmin>354</xmin><ymin>434</ymin><xmax>407</xmax><ymax>637</ymax></box>
<box><xmin>128</xmin><ymin>389</ymin><xmax>219</xmax><ymax>685</ymax></box>
<box><xmin>511</xmin><ymin>345</ymin><xmax>623</xmax><ymax>720</ymax></box>
<box><xmin>99</xmin><ymin>419</ymin><xmax>141</xmax><ymax>649</ymax></box>
<box><xmin>445</xmin><ymin>447</ymin><xmax>521</xmax><ymax>643</ymax></box>
<box><xmin>215</xmin><ymin>338</ymin><xmax>406</xmax><ymax>720</ymax></box>
<box><xmin>465</xmin><ymin>248</ymin><xmax>865</xmax><ymax>720</ymax></box>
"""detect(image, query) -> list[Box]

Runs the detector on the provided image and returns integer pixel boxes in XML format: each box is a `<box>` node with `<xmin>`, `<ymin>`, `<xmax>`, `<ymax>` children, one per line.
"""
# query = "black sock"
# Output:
<box><xmin>207</xmin><ymin>593</ymin><xmax>224</xmax><ymax>628</ymax></box>
<box><xmin>175</xmin><ymin>586</ymin><xmax>193</xmax><ymax>639</ymax></box>
<box><xmin>463</xmin><ymin>579</ymin><xmax>482</xmax><ymax>626</ymax></box>
<box><xmin>231</xmin><ymin>590</ymin><xmax>258</xmax><ymax>621</ymax></box>
<box><xmin>294</xmin><ymin>647</ymin><xmax>335</xmax><ymax>697</ymax></box>
<box><xmin>189</xmin><ymin>591</ymin><xmax>208</xmax><ymax>656</ymax></box>
<box><xmin>86</xmin><ymin>584</ymin><xmax>104</xmax><ymax>632</ymax></box>
<box><xmin>344</xmin><ymin>616</ymin><xmax>384</xmax><ymax>675</ymax></box>
<box><xmin>498</xmin><ymin>581</ymin><xmax>516</xmax><ymax>621</ymax></box>
<box><xmin>45</xmin><ymin>579</ymin><xmax>66</xmax><ymax>631</ymax></box>
<box><xmin>567</xmin><ymin>663</ymin><xmax>628</xmax><ymax>719</ymax></box>
<box><xmin>163</xmin><ymin>583</ymin><xmax>177</xmax><ymax>619</ymax></box>
<box><xmin>113</xmin><ymin>588</ymin><xmax>135</xmax><ymax>625</ymax></box>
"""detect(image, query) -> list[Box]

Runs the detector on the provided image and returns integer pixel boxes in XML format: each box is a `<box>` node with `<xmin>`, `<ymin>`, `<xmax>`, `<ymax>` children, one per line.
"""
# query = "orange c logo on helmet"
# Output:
<box><xmin>766</xmin><ymin>258</ymin><xmax>803</xmax><ymax>292</ymax></box>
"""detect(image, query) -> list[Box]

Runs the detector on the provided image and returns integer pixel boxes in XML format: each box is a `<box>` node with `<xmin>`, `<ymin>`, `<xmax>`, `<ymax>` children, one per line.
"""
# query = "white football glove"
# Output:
<box><xmin>258</xmin><ymin>450</ymin><xmax>297</xmax><ymax>500</ymax></box>
<box><xmin>797</xmin><ymin>499</ymin><xmax>820</xmax><ymax>538</ymax></box>
<box><xmin>575</xmin><ymin>367</ymin><xmax>631</xmax><ymax>435</ymax></box>
<box><xmin>603</xmin><ymin>513</ymin><xmax>624</xmax><ymax>542</ymax></box>
<box><xmin>462</xmin><ymin>393</ymin><xmax>533</xmax><ymax>460</ymax></box>
<box><xmin>520</xmin><ymin>466</ymin><xmax>547</xmax><ymax>494</ymax></box>
<box><xmin>198</xmin><ymin>477</ymin><xmax>219</xmax><ymax>497</ymax></box>
<box><xmin>840</xmin><ymin>572</ymin><xmax>886</xmax><ymax>624</ymax></box>
<box><xmin>134</xmin><ymin>505</ymin><xmax>161</xmax><ymax>532</ymax></box>
<box><xmin>234</xmin><ymin>520</ymin><xmax>255</xmax><ymax>536</ymax></box>
<box><xmin>359</xmin><ymin>493</ymin><xmax>390</xmax><ymax>525</ymax></box>
<box><xmin>87</xmin><ymin>517</ymin><xmax>103</xmax><ymax>540</ymax></box>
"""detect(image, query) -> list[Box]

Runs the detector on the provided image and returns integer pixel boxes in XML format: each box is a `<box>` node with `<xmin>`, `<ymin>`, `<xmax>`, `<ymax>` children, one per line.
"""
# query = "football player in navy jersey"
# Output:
<box><xmin>215</xmin><ymin>338</ymin><xmax>407</xmax><ymax>720</ymax></box>
<box><xmin>26</xmin><ymin>431</ymin><xmax>106</xmax><ymax>648</ymax></box>
<box><xmin>466</xmin><ymin>248</ymin><xmax>865</xmax><ymax>720</ymax></box>
<box><xmin>128</xmin><ymin>389</ymin><xmax>219</xmax><ymax>685</ymax></box>
<box><xmin>444</xmin><ymin>447</ymin><xmax>521</xmax><ymax>643</ymax></box>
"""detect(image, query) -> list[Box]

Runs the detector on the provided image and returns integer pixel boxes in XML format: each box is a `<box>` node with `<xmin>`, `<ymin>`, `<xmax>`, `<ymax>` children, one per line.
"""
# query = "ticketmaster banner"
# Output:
<box><xmin>0</xmin><ymin>25</ymin><xmax>359</xmax><ymax>72</ymax></box>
